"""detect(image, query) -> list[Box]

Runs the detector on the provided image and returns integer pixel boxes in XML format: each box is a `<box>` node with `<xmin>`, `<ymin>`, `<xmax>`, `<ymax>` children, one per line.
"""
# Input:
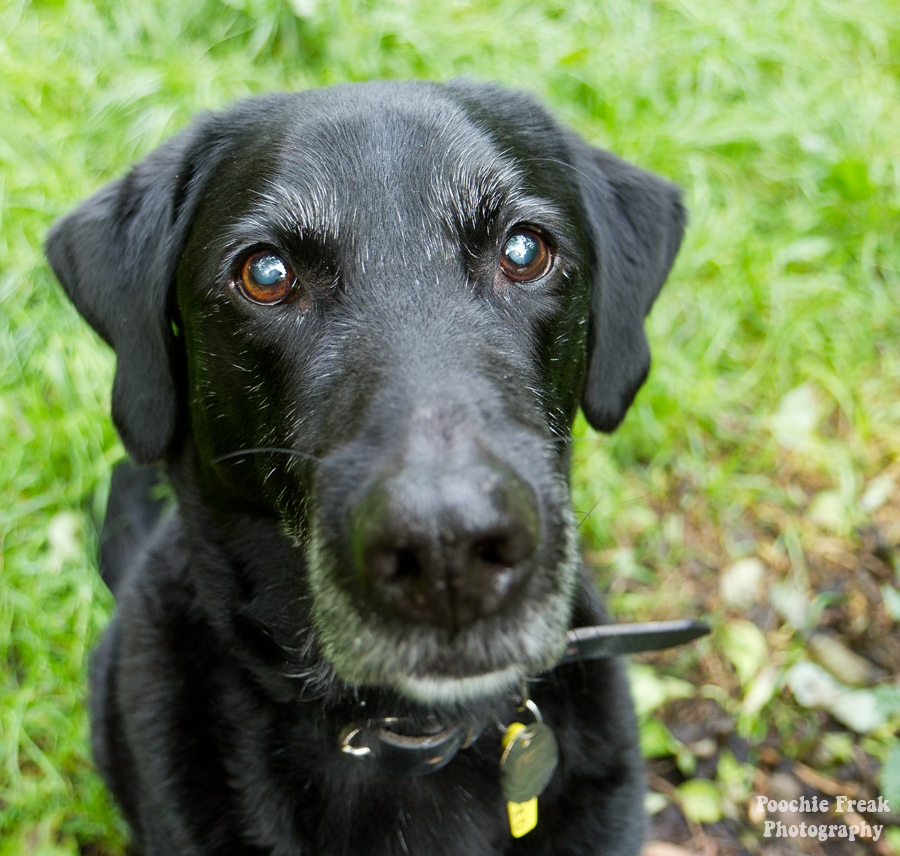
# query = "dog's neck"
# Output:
<box><xmin>338</xmin><ymin>618</ymin><xmax>709</xmax><ymax>777</ymax></box>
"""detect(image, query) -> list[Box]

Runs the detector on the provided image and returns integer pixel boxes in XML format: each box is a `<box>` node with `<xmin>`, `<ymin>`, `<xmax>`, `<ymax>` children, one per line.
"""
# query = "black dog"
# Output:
<box><xmin>47</xmin><ymin>80</ymin><xmax>684</xmax><ymax>855</ymax></box>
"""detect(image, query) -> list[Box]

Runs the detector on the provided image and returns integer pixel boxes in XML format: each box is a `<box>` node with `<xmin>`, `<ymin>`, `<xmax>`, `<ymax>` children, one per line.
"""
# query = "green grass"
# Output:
<box><xmin>2</xmin><ymin>0</ymin><xmax>899</xmax><ymax>852</ymax></box>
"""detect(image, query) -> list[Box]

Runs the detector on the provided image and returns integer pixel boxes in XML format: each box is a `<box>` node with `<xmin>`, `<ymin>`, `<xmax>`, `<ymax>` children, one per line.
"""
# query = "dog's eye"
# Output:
<box><xmin>238</xmin><ymin>251</ymin><xmax>297</xmax><ymax>305</ymax></box>
<box><xmin>499</xmin><ymin>230</ymin><xmax>552</xmax><ymax>283</ymax></box>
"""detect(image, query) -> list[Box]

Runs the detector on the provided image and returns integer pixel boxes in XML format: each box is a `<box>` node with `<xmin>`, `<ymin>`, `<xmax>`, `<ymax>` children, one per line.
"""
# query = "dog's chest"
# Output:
<box><xmin>221</xmin><ymin>700</ymin><xmax>531</xmax><ymax>854</ymax></box>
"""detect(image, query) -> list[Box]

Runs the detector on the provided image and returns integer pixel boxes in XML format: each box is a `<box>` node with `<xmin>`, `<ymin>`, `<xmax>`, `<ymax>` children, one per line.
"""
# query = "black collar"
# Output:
<box><xmin>340</xmin><ymin>618</ymin><xmax>709</xmax><ymax>776</ymax></box>
<box><xmin>558</xmin><ymin>618</ymin><xmax>709</xmax><ymax>662</ymax></box>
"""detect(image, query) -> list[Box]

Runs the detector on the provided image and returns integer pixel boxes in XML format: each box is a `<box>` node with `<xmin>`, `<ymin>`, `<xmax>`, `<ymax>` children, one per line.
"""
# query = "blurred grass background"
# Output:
<box><xmin>1</xmin><ymin>0</ymin><xmax>899</xmax><ymax>852</ymax></box>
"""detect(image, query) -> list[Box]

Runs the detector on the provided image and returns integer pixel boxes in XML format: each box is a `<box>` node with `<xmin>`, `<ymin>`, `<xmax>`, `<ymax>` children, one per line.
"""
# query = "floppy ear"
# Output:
<box><xmin>45</xmin><ymin>123</ymin><xmax>214</xmax><ymax>463</ymax></box>
<box><xmin>572</xmin><ymin>143</ymin><xmax>686</xmax><ymax>432</ymax></box>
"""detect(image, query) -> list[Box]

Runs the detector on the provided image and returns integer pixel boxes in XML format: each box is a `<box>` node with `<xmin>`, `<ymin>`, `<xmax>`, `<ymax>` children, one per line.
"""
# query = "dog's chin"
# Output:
<box><xmin>395</xmin><ymin>663</ymin><xmax>528</xmax><ymax>705</ymax></box>
<box><xmin>310</xmin><ymin>606</ymin><xmax>572</xmax><ymax>705</ymax></box>
<box><xmin>308</xmin><ymin>579</ymin><xmax>576</xmax><ymax>705</ymax></box>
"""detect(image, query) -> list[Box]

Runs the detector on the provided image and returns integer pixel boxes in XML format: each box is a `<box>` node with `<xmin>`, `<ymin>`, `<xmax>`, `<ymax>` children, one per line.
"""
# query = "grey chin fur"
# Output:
<box><xmin>308</xmin><ymin>503</ymin><xmax>580</xmax><ymax>704</ymax></box>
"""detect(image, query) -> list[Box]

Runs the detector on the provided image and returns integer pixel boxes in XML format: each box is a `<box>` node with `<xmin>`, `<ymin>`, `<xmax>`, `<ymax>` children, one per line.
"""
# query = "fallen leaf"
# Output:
<box><xmin>748</xmin><ymin>797</ymin><xmax>766</xmax><ymax>824</ymax></box>
<box><xmin>807</xmin><ymin>633</ymin><xmax>884</xmax><ymax>686</ymax></box>
<box><xmin>742</xmin><ymin>665</ymin><xmax>780</xmax><ymax>718</ymax></box>
<box><xmin>861</xmin><ymin>475</ymin><xmax>895</xmax><ymax>513</ymax></box>
<box><xmin>719</xmin><ymin>557</ymin><xmax>765</xmax><ymax>607</ymax></box>
<box><xmin>678</xmin><ymin>779</ymin><xmax>723</xmax><ymax>824</ymax></box>
<box><xmin>792</xmin><ymin>761</ymin><xmax>858</xmax><ymax>797</ymax></box>
<box><xmin>785</xmin><ymin>662</ymin><xmax>888</xmax><ymax>733</ymax></box>
<box><xmin>881</xmin><ymin>743</ymin><xmax>900</xmax><ymax>808</ymax></box>
<box><xmin>882</xmin><ymin>585</ymin><xmax>900</xmax><ymax>623</ymax></box>
<box><xmin>829</xmin><ymin>688</ymin><xmax>888</xmax><ymax>733</ymax></box>
<box><xmin>770</xmin><ymin>580</ymin><xmax>811</xmax><ymax>629</ymax></box>
<box><xmin>808</xmin><ymin>490</ymin><xmax>850</xmax><ymax>530</ymax></box>
<box><xmin>769</xmin><ymin>384</ymin><xmax>819</xmax><ymax>450</ymax></box>
<box><xmin>721</xmin><ymin>619</ymin><xmax>768</xmax><ymax>685</ymax></box>
<box><xmin>645</xmin><ymin>791</ymin><xmax>668</xmax><ymax>817</ymax></box>
<box><xmin>786</xmin><ymin>661</ymin><xmax>843</xmax><ymax>707</ymax></box>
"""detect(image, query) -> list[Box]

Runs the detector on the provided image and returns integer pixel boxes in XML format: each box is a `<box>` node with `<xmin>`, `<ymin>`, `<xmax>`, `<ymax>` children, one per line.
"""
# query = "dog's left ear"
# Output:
<box><xmin>45</xmin><ymin>121</ymin><xmax>218</xmax><ymax>463</ymax></box>
<box><xmin>572</xmin><ymin>143</ymin><xmax>686</xmax><ymax>432</ymax></box>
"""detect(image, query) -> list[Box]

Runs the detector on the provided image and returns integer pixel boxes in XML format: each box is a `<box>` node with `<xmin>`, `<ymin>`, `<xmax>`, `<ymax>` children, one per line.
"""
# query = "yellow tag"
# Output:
<box><xmin>507</xmin><ymin>797</ymin><xmax>538</xmax><ymax>837</ymax></box>
<box><xmin>501</xmin><ymin>722</ymin><xmax>527</xmax><ymax>751</ymax></box>
<box><xmin>502</xmin><ymin>723</ymin><xmax>538</xmax><ymax>837</ymax></box>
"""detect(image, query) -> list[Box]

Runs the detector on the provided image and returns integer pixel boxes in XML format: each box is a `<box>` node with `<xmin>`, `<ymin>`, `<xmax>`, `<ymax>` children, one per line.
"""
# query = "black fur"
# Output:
<box><xmin>46</xmin><ymin>80</ymin><xmax>685</xmax><ymax>855</ymax></box>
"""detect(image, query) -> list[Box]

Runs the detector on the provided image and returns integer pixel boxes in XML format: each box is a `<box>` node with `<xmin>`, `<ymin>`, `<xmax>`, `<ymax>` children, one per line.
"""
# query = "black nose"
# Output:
<box><xmin>350</xmin><ymin>460</ymin><xmax>540</xmax><ymax>628</ymax></box>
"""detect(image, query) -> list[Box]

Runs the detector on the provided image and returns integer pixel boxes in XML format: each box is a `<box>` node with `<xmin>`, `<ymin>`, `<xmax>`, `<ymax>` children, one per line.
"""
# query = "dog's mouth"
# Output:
<box><xmin>396</xmin><ymin>665</ymin><xmax>529</xmax><ymax>705</ymax></box>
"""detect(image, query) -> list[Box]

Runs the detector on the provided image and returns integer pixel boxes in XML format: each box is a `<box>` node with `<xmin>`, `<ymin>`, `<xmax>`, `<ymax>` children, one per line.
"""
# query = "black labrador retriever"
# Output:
<box><xmin>46</xmin><ymin>79</ymin><xmax>685</xmax><ymax>855</ymax></box>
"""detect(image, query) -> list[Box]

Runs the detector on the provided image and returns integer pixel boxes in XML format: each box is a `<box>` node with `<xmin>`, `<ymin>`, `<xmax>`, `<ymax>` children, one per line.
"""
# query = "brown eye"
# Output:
<box><xmin>499</xmin><ymin>229</ymin><xmax>552</xmax><ymax>283</ymax></box>
<box><xmin>238</xmin><ymin>251</ymin><xmax>297</xmax><ymax>304</ymax></box>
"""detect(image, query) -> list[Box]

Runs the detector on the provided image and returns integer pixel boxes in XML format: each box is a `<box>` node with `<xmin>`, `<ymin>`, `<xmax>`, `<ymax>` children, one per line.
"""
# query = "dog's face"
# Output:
<box><xmin>47</xmin><ymin>80</ymin><xmax>684</xmax><ymax>706</ymax></box>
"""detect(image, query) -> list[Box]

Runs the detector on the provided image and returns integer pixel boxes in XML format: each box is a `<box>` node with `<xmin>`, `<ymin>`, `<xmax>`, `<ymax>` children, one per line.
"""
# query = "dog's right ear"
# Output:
<box><xmin>46</xmin><ymin>122</ymin><xmax>216</xmax><ymax>464</ymax></box>
<box><xmin>572</xmin><ymin>144</ymin><xmax>686</xmax><ymax>433</ymax></box>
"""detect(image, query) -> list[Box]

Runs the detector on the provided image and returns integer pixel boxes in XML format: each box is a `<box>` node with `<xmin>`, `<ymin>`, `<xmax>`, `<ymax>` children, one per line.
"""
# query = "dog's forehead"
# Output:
<box><xmin>278</xmin><ymin>85</ymin><xmax>522</xmax><ymax>182</ymax></box>
<box><xmin>213</xmin><ymin>84</ymin><xmax>574</xmax><ymax>244</ymax></box>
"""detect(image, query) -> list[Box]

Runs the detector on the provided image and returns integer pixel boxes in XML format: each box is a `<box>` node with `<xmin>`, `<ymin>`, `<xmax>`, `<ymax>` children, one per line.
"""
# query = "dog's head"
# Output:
<box><xmin>47</xmin><ymin>80</ymin><xmax>684</xmax><ymax>705</ymax></box>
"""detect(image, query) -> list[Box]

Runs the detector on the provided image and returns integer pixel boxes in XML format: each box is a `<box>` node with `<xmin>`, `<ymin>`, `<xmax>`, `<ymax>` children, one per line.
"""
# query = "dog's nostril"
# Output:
<box><xmin>474</xmin><ymin>537</ymin><xmax>506</xmax><ymax>566</ymax></box>
<box><xmin>393</xmin><ymin>548</ymin><xmax>421</xmax><ymax>581</ymax></box>
<box><xmin>366</xmin><ymin>545</ymin><xmax>423</xmax><ymax>585</ymax></box>
<box><xmin>473</xmin><ymin>534</ymin><xmax>524</xmax><ymax>567</ymax></box>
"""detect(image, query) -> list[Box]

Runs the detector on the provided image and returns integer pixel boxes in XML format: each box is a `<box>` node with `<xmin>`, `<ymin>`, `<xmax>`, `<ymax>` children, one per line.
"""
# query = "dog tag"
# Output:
<box><xmin>507</xmin><ymin>795</ymin><xmax>538</xmax><ymax>838</ymax></box>
<box><xmin>499</xmin><ymin>719</ymin><xmax>559</xmax><ymax>837</ymax></box>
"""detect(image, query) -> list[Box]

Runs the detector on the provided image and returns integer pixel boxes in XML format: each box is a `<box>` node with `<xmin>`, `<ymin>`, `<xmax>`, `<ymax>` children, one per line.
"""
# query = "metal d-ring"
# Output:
<box><xmin>521</xmin><ymin>697</ymin><xmax>542</xmax><ymax>723</ymax></box>
<box><xmin>339</xmin><ymin>725</ymin><xmax>372</xmax><ymax>757</ymax></box>
<box><xmin>495</xmin><ymin>686</ymin><xmax>543</xmax><ymax>734</ymax></box>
